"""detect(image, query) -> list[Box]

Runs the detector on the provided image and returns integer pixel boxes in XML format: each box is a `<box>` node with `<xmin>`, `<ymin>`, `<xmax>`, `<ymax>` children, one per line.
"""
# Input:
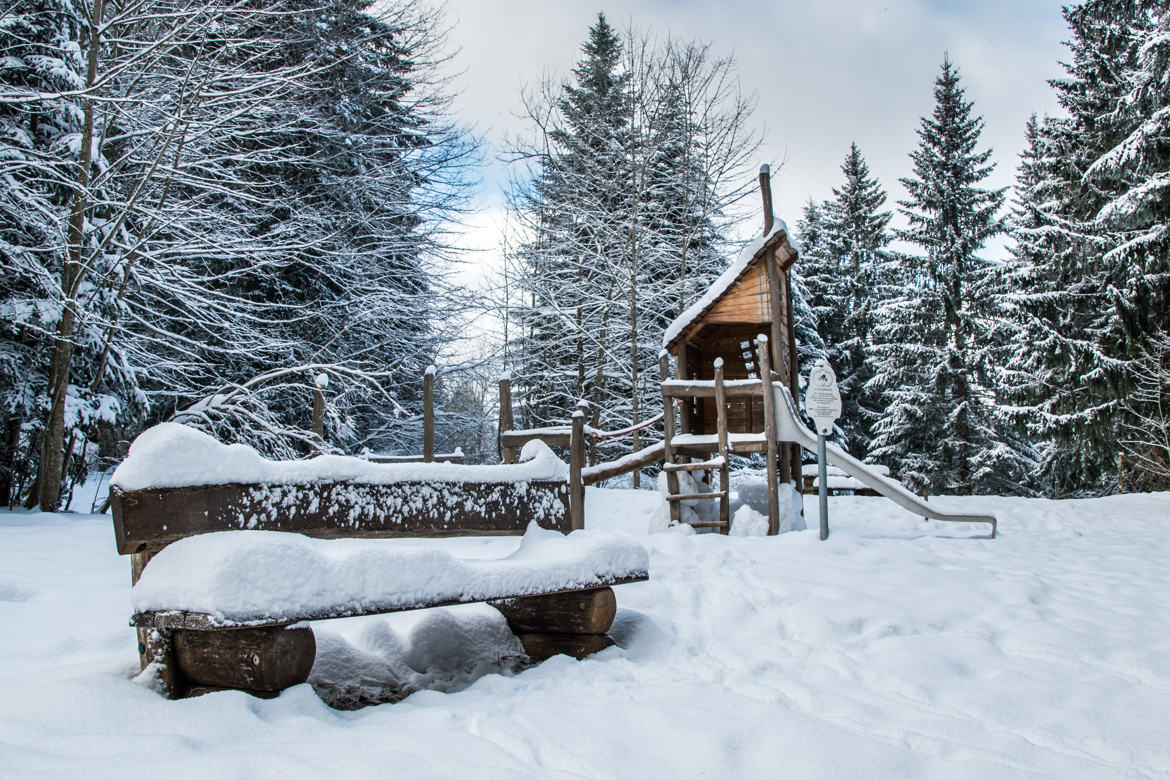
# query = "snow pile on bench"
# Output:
<box><xmin>111</xmin><ymin>423</ymin><xmax>567</xmax><ymax>491</ymax></box>
<box><xmin>132</xmin><ymin>524</ymin><xmax>648</xmax><ymax>625</ymax></box>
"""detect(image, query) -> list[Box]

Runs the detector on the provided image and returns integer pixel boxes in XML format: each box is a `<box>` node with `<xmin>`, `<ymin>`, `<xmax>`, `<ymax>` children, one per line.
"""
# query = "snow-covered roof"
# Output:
<box><xmin>662</xmin><ymin>219</ymin><xmax>791</xmax><ymax>350</ymax></box>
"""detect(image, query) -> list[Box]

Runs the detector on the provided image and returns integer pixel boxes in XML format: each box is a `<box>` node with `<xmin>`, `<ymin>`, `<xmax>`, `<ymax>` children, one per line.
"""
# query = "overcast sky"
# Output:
<box><xmin>439</xmin><ymin>0</ymin><xmax>1073</xmax><ymax>276</ymax></box>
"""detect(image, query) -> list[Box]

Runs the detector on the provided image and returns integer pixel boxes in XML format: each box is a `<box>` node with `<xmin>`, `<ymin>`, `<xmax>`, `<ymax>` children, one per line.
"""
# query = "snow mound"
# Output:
<box><xmin>131</xmin><ymin>523</ymin><xmax>649</xmax><ymax>623</ymax></box>
<box><xmin>111</xmin><ymin>423</ymin><xmax>567</xmax><ymax>491</ymax></box>
<box><xmin>730</xmin><ymin>505</ymin><xmax>769</xmax><ymax>536</ymax></box>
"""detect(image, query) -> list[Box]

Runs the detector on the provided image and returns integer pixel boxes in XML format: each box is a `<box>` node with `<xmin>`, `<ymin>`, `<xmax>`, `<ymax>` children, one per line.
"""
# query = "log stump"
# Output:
<box><xmin>491</xmin><ymin>587</ymin><xmax>616</xmax><ymax>663</ymax></box>
<box><xmin>172</xmin><ymin>625</ymin><xmax>316</xmax><ymax>694</ymax></box>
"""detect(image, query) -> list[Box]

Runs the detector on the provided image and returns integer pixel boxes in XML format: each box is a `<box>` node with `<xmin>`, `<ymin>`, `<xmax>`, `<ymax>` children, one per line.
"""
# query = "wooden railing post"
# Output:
<box><xmin>498</xmin><ymin>375</ymin><xmax>515</xmax><ymax>464</ymax></box>
<box><xmin>423</xmin><ymin>366</ymin><xmax>435</xmax><ymax>463</ymax></box>
<box><xmin>569</xmin><ymin>400</ymin><xmax>588</xmax><ymax>531</ymax></box>
<box><xmin>758</xmin><ymin>335</ymin><xmax>780</xmax><ymax>536</ymax></box>
<box><xmin>659</xmin><ymin>352</ymin><xmax>681</xmax><ymax>526</ymax></box>
<box><xmin>311</xmin><ymin>374</ymin><xmax>327</xmax><ymax>454</ymax></box>
<box><xmin>713</xmin><ymin>358</ymin><xmax>730</xmax><ymax>534</ymax></box>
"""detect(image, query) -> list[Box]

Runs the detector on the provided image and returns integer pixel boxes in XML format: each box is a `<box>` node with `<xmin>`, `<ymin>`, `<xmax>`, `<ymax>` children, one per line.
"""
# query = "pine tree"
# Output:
<box><xmin>869</xmin><ymin>58</ymin><xmax>1025</xmax><ymax>494</ymax></box>
<box><xmin>818</xmin><ymin>144</ymin><xmax>894</xmax><ymax>456</ymax></box>
<box><xmin>1001</xmin><ymin>0</ymin><xmax>1160</xmax><ymax>494</ymax></box>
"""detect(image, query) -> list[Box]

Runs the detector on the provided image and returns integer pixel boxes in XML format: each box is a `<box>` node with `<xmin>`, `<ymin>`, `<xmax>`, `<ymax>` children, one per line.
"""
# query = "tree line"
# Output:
<box><xmin>502</xmin><ymin>3</ymin><xmax>1170</xmax><ymax>496</ymax></box>
<box><xmin>1</xmin><ymin>0</ymin><xmax>473</xmax><ymax>510</ymax></box>
<box><xmin>3</xmin><ymin>1</ymin><xmax>1166</xmax><ymax>510</ymax></box>
<box><xmin>796</xmin><ymin>0</ymin><xmax>1169</xmax><ymax>495</ymax></box>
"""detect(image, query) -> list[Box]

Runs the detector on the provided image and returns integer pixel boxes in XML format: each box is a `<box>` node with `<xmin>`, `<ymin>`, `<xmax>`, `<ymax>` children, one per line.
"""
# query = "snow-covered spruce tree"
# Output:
<box><xmin>869</xmin><ymin>58</ymin><xmax>1028</xmax><ymax>495</ymax></box>
<box><xmin>504</xmin><ymin>18</ymin><xmax>759</xmax><ymax>469</ymax></box>
<box><xmin>507</xmin><ymin>13</ymin><xmax>631</xmax><ymax>440</ymax></box>
<box><xmin>1000</xmin><ymin>0</ymin><xmax>1160</xmax><ymax>494</ymax></box>
<box><xmin>1086</xmin><ymin>6</ymin><xmax>1170</xmax><ymax>489</ymax></box>
<box><xmin>817</xmin><ymin>143</ymin><xmax>895</xmax><ymax>457</ymax></box>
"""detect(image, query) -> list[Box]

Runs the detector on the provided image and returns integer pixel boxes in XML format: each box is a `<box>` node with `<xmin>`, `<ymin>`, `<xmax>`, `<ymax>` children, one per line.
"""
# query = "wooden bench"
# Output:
<box><xmin>111</xmin><ymin>453</ymin><xmax>647</xmax><ymax>701</ymax></box>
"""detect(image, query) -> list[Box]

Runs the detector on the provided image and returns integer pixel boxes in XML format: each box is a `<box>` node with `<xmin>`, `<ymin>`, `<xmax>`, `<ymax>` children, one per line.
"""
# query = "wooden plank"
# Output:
<box><xmin>490</xmin><ymin>587</ymin><xmax>616</xmax><ymax>635</ymax></box>
<box><xmin>500</xmin><ymin>430</ymin><xmax>572</xmax><ymax>448</ymax></box>
<box><xmin>665</xmin><ymin>491</ymin><xmax>728</xmax><ymax>501</ymax></box>
<box><xmin>173</xmin><ymin>625</ymin><xmax>315</xmax><ymax>692</ymax></box>
<box><xmin>662</xmin><ymin>457</ymin><xmax>724</xmax><ymax>472</ymax></box>
<box><xmin>661</xmin><ymin>380</ymin><xmax>765</xmax><ymax>398</ymax></box>
<box><xmin>703</xmin><ymin>263</ymin><xmax>770</xmax><ymax>324</ymax></box>
<box><xmin>582</xmin><ymin>441</ymin><xmax>666</xmax><ymax>485</ymax></box>
<box><xmin>111</xmin><ymin>480</ymin><xmax>571</xmax><ymax>555</ymax></box>
<box><xmin>131</xmin><ymin>573</ymin><xmax>650</xmax><ymax>630</ymax></box>
<box><xmin>365</xmin><ymin>453</ymin><xmax>465</xmax><ymax>464</ymax></box>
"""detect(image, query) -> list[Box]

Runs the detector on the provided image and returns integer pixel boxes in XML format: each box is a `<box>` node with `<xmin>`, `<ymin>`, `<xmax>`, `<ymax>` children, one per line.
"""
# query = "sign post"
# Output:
<box><xmin>804</xmin><ymin>360</ymin><xmax>842</xmax><ymax>541</ymax></box>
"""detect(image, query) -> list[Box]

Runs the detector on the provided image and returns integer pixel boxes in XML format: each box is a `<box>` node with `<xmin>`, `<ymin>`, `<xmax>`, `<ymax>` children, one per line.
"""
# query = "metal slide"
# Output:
<box><xmin>771</xmin><ymin>383</ymin><xmax>997</xmax><ymax>538</ymax></box>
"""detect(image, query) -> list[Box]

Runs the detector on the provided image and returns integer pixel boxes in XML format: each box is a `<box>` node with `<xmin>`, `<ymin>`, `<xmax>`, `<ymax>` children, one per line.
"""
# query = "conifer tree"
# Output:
<box><xmin>818</xmin><ymin>144</ymin><xmax>894</xmax><ymax>456</ymax></box>
<box><xmin>1001</xmin><ymin>0</ymin><xmax>1160</xmax><ymax>494</ymax></box>
<box><xmin>869</xmin><ymin>58</ymin><xmax>1025</xmax><ymax>494</ymax></box>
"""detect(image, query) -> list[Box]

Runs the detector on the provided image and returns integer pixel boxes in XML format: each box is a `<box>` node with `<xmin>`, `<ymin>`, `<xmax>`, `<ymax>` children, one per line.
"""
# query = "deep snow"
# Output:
<box><xmin>2</xmin><ymin>488</ymin><xmax>1168</xmax><ymax>778</ymax></box>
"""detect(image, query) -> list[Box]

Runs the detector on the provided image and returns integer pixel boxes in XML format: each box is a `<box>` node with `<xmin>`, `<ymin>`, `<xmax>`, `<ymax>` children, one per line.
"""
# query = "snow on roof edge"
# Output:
<box><xmin>661</xmin><ymin>218</ymin><xmax>789</xmax><ymax>350</ymax></box>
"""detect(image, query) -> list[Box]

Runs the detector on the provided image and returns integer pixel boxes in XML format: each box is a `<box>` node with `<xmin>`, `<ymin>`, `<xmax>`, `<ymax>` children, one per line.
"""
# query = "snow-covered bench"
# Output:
<box><xmin>108</xmin><ymin>425</ymin><xmax>649</xmax><ymax>700</ymax></box>
<box><xmin>800</xmin><ymin>463</ymin><xmax>889</xmax><ymax>496</ymax></box>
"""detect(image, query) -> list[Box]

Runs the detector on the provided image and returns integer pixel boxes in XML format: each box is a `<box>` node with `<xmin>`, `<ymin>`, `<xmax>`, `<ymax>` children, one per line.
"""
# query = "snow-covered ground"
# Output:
<box><xmin>2</xmin><ymin>488</ymin><xmax>1168</xmax><ymax>778</ymax></box>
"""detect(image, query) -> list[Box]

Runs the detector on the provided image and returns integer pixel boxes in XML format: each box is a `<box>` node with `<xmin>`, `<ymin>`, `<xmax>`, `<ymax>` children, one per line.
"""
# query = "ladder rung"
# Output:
<box><xmin>687</xmin><ymin>521</ymin><xmax>729</xmax><ymax>528</ymax></box>
<box><xmin>663</xmin><ymin>459</ymin><xmax>725</xmax><ymax>472</ymax></box>
<box><xmin>666</xmin><ymin>491</ymin><xmax>728</xmax><ymax>501</ymax></box>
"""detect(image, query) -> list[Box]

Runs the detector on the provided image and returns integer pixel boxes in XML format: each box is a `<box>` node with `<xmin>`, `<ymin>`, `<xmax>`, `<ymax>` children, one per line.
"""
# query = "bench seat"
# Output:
<box><xmin>132</xmin><ymin>528</ymin><xmax>649</xmax><ymax>629</ymax></box>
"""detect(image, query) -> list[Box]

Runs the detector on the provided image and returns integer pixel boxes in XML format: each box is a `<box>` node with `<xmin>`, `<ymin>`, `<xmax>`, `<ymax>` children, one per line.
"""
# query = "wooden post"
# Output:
<box><xmin>678</xmin><ymin>342</ymin><xmax>692</xmax><ymax>434</ymax></box>
<box><xmin>660</xmin><ymin>353</ymin><xmax>681</xmax><ymax>526</ymax></box>
<box><xmin>758</xmin><ymin>335</ymin><xmax>780</xmax><ymax>536</ymax></box>
<box><xmin>311</xmin><ymin>389</ymin><xmax>325</xmax><ymax>447</ymax></box>
<box><xmin>569</xmin><ymin>400</ymin><xmax>587</xmax><ymax>531</ymax></box>
<box><xmin>785</xmin><ymin>277</ymin><xmax>803</xmax><ymax>495</ymax></box>
<box><xmin>131</xmin><ymin>550</ymin><xmax>180</xmax><ymax>698</ymax></box>
<box><xmin>714</xmin><ymin>358</ymin><xmax>730</xmax><ymax>534</ymax></box>
<box><xmin>423</xmin><ymin>366</ymin><xmax>435</xmax><ymax>463</ymax></box>
<box><xmin>759</xmin><ymin>164</ymin><xmax>774</xmax><ymax>236</ymax></box>
<box><xmin>498</xmin><ymin>376</ymin><xmax>515</xmax><ymax>464</ymax></box>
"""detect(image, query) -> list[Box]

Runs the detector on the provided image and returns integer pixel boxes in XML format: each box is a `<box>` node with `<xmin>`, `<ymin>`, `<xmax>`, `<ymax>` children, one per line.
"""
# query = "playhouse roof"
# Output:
<box><xmin>662</xmin><ymin>219</ymin><xmax>794</xmax><ymax>352</ymax></box>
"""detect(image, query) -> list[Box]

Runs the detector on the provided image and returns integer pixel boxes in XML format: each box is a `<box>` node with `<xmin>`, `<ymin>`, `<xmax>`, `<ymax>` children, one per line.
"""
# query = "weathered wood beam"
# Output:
<box><xmin>491</xmin><ymin>587</ymin><xmax>616</xmax><ymax>635</ymax></box>
<box><xmin>111</xmin><ymin>480</ymin><xmax>571</xmax><ymax>555</ymax></box>
<box><xmin>661</xmin><ymin>380</ymin><xmax>765</xmax><ymax>398</ymax></box>
<box><xmin>515</xmin><ymin>633</ymin><xmax>614</xmax><ymax>663</ymax></box>
<box><xmin>500</xmin><ymin>430</ymin><xmax>572</xmax><ymax>449</ymax></box>
<box><xmin>173</xmin><ymin>625</ymin><xmax>316</xmax><ymax>693</ymax></box>
<box><xmin>131</xmin><ymin>574</ymin><xmax>649</xmax><ymax>631</ymax></box>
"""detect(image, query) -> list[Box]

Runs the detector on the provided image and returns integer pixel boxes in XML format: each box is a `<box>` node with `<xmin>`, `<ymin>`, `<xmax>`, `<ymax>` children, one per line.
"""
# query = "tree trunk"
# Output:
<box><xmin>38</xmin><ymin>0</ymin><xmax>104</xmax><ymax>512</ymax></box>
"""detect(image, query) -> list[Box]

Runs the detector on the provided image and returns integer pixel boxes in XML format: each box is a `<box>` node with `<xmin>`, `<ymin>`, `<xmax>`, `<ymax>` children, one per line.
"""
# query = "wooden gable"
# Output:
<box><xmin>701</xmin><ymin>260</ymin><xmax>771</xmax><ymax>325</ymax></box>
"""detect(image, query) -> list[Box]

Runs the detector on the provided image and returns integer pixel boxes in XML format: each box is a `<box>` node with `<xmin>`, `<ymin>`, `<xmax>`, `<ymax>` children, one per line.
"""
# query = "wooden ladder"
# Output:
<box><xmin>659</xmin><ymin>355</ymin><xmax>731</xmax><ymax>533</ymax></box>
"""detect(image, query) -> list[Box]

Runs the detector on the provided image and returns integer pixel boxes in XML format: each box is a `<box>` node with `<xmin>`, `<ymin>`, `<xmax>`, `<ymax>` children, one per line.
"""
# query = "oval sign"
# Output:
<box><xmin>805</xmin><ymin>362</ymin><xmax>841</xmax><ymax>436</ymax></box>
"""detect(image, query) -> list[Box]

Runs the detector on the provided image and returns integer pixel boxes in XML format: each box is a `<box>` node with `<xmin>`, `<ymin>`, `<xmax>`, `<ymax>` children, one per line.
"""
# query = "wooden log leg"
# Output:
<box><xmin>129</xmin><ymin>549</ymin><xmax>182</xmax><ymax>697</ymax></box>
<box><xmin>513</xmin><ymin>633</ymin><xmax>614</xmax><ymax>662</ymax></box>
<box><xmin>172</xmin><ymin>625</ymin><xmax>316</xmax><ymax>695</ymax></box>
<box><xmin>490</xmin><ymin>587</ymin><xmax>617</xmax><ymax>663</ymax></box>
<box><xmin>140</xmin><ymin>627</ymin><xmax>181</xmax><ymax>699</ymax></box>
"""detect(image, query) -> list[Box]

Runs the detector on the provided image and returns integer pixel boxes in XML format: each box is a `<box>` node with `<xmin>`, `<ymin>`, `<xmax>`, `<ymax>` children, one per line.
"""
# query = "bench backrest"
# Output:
<box><xmin>111</xmin><ymin>479</ymin><xmax>571</xmax><ymax>555</ymax></box>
